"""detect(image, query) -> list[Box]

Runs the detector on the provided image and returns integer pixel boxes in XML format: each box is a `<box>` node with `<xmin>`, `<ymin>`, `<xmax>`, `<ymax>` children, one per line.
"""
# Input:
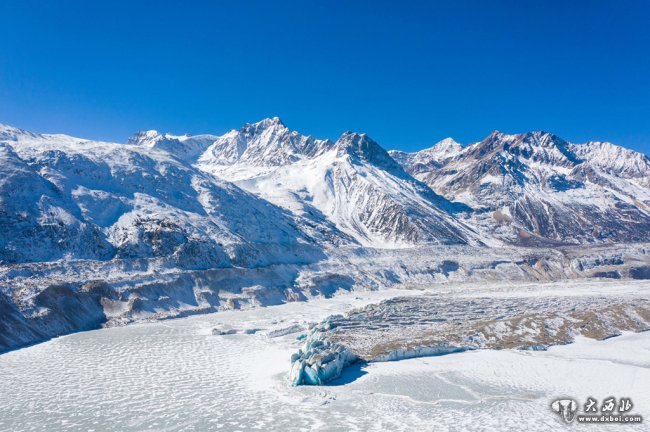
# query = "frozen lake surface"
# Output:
<box><xmin>1</xmin><ymin>282</ymin><xmax>650</xmax><ymax>431</ymax></box>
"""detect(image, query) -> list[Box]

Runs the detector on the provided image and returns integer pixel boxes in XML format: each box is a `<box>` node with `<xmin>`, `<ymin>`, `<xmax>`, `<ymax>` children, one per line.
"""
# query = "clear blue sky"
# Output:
<box><xmin>1</xmin><ymin>0</ymin><xmax>649</xmax><ymax>154</ymax></box>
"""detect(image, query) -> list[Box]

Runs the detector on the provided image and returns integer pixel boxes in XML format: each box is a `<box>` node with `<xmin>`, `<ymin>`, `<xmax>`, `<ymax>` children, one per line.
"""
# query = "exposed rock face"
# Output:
<box><xmin>197</xmin><ymin>117</ymin><xmax>334</xmax><ymax>167</ymax></box>
<box><xmin>393</xmin><ymin>131</ymin><xmax>650</xmax><ymax>245</ymax></box>
<box><xmin>1</xmin><ymin>120</ymin><xmax>649</xmax><ymax>353</ymax></box>
<box><xmin>0</xmin><ymin>124</ymin><xmax>325</xmax><ymax>265</ymax></box>
<box><xmin>198</xmin><ymin>124</ymin><xmax>476</xmax><ymax>247</ymax></box>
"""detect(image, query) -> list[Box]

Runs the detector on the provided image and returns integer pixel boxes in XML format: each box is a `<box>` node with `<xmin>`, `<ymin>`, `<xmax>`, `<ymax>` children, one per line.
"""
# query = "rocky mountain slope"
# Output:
<box><xmin>392</xmin><ymin>131</ymin><xmax>650</xmax><ymax>245</ymax></box>
<box><xmin>390</xmin><ymin>137</ymin><xmax>463</xmax><ymax>174</ymax></box>
<box><xmin>196</xmin><ymin>120</ymin><xmax>477</xmax><ymax>247</ymax></box>
<box><xmin>0</xmin><ymin>123</ymin><xmax>323</xmax><ymax>266</ymax></box>
<box><xmin>1</xmin><ymin>119</ymin><xmax>649</xmax><ymax>352</ymax></box>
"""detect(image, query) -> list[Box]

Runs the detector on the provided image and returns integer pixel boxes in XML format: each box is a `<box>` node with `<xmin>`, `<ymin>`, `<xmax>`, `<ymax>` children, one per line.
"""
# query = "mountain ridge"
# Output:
<box><xmin>392</xmin><ymin>129</ymin><xmax>650</xmax><ymax>245</ymax></box>
<box><xmin>3</xmin><ymin>119</ymin><xmax>649</xmax><ymax>249</ymax></box>
<box><xmin>2</xmin><ymin>119</ymin><xmax>650</xmax><ymax>353</ymax></box>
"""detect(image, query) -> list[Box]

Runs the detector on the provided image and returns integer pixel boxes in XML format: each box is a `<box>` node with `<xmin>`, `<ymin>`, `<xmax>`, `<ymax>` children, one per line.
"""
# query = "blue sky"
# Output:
<box><xmin>1</xmin><ymin>0</ymin><xmax>649</xmax><ymax>154</ymax></box>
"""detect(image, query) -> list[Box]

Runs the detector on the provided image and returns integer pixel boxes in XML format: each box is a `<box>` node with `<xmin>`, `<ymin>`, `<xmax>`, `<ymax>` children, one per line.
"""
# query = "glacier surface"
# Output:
<box><xmin>1</xmin><ymin>283</ymin><xmax>649</xmax><ymax>432</ymax></box>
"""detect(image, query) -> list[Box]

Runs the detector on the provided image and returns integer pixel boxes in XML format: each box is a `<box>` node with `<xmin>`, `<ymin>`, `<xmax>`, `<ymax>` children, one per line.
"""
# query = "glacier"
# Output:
<box><xmin>1</xmin><ymin>283</ymin><xmax>649</xmax><ymax>431</ymax></box>
<box><xmin>288</xmin><ymin>280</ymin><xmax>650</xmax><ymax>384</ymax></box>
<box><xmin>1</xmin><ymin>119</ymin><xmax>649</xmax><ymax>354</ymax></box>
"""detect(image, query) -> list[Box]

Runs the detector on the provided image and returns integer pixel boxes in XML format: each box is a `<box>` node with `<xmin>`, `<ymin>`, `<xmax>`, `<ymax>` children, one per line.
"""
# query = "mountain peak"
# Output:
<box><xmin>468</xmin><ymin>129</ymin><xmax>577</xmax><ymax>165</ymax></box>
<box><xmin>127</xmin><ymin>130</ymin><xmax>163</xmax><ymax>146</ymax></box>
<box><xmin>197</xmin><ymin>118</ymin><xmax>333</xmax><ymax>167</ymax></box>
<box><xmin>336</xmin><ymin>132</ymin><xmax>406</xmax><ymax>174</ymax></box>
<box><xmin>428</xmin><ymin>138</ymin><xmax>463</xmax><ymax>158</ymax></box>
<box><xmin>433</xmin><ymin>137</ymin><xmax>461</xmax><ymax>148</ymax></box>
<box><xmin>245</xmin><ymin>117</ymin><xmax>286</xmax><ymax>131</ymax></box>
<box><xmin>0</xmin><ymin>123</ymin><xmax>38</xmax><ymax>141</ymax></box>
<box><xmin>519</xmin><ymin>130</ymin><xmax>567</xmax><ymax>147</ymax></box>
<box><xmin>335</xmin><ymin>132</ymin><xmax>376</xmax><ymax>158</ymax></box>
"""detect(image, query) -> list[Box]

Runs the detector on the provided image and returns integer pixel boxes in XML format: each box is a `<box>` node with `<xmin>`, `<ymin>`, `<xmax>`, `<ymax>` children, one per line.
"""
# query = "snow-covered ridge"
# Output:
<box><xmin>392</xmin><ymin>129</ymin><xmax>650</xmax><ymax>245</ymax></box>
<box><xmin>197</xmin><ymin>117</ymin><xmax>334</xmax><ymax>167</ymax></box>
<box><xmin>571</xmin><ymin>140</ymin><xmax>650</xmax><ymax>185</ymax></box>
<box><xmin>127</xmin><ymin>129</ymin><xmax>222</xmax><ymax>163</ymax></box>
<box><xmin>389</xmin><ymin>137</ymin><xmax>463</xmax><ymax>175</ymax></box>
<box><xmin>1</xmin><ymin>119</ymin><xmax>650</xmax><ymax>354</ymax></box>
<box><xmin>0</xmin><ymin>123</ymin><xmax>324</xmax><ymax>264</ymax></box>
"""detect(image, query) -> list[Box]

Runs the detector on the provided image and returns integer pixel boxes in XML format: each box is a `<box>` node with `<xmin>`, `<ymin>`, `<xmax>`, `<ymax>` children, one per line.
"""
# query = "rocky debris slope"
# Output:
<box><xmin>2</xmin><ymin>242</ymin><xmax>648</xmax><ymax>353</ymax></box>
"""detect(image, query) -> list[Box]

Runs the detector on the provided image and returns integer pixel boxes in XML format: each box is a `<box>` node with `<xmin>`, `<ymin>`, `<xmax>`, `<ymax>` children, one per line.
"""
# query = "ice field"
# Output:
<box><xmin>1</xmin><ymin>282</ymin><xmax>649</xmax><ymax>432</ymax></box>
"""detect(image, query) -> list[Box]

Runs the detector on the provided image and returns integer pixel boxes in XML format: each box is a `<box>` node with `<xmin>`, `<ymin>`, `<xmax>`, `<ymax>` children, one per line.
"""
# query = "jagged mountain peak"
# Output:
<box><xmin>239</xmin><ymin>117</ymin><xmax>288</xmax><ymax>136</ymax></box>
<box><xmin>466</xmin><ymin>129</ymin><xmax>578</xmax><ymax>167</ymax></box>
<box><xmin>520</xmin><ymin>130</ymin><xmax>571</xmax><ymax>148</ymax></box>
<box><xmin>335</xmin><ymin>132</ymin><xmax>405</xmax><ymax>174</ymax></box>
<box><xmin>198</xmin><ymin>118</ymin><xmax>333</xmax><ymax>167</ymax></box>
<box><xmin>127</xmin><ymin>129</ymin><xmax>163</xmax><ymax>146</ymax></box>
<box><xmin>479</xmin><ymin>129</ymin><xmax>558</xmax><ymax>144</ymax></box>
<box><xmin>483</xmin><ymin>130</ymin><xmax>568</xmax><ymax>147</ymax></box>
<box><xmin>250</xmin><ymin>116</ymin><xmax>284</xmax><ymax>127</ymax></box>
<box><xmin>335</xmin><ymin>131</ymin><xmax>371</xmax><ymax>157</ymax></box>
<box><xmin>433</xmin><ymin>137</ymin><xmax>462</xmax><ymax>150</ymax></box>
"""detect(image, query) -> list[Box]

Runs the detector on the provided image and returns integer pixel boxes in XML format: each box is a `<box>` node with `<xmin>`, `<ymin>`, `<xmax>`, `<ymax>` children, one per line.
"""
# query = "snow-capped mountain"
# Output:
<box><xmin>127</xmin><ymin>129</ymin><xmax>220</xmax><ymax>163</ymax></box>
<box><xmin>0</xmin><ymin>123</ymin><xmax>322</xmax><ymax>266</ymax></box>
<box><xmin>197</xmin><ymin>120</ymin><xmax>476</xmax><ymax>247</ymax></box>
<box><xmin>571</xmin><ymin>140</ymin><xmax>650</xmax><ymax>187</ymax></box>
<box><xmin>1</xmin><ymin>119</ymin><xmax>650</xmax><ymax>353</ymax></box>
<box><xmin>197</xmin><ymin>117</ymin><xmax>334</xmax><ymax>167</ymax></box>
<box><xmin>389</xmin><ymin>137</ymin><xmax>462</xmax><ymax>175</ymax></box>
<box><xmin>393</xmin><ymin>130</ymin><xmax>650</xmax><ymax>245</ymax></box>
<box><xmin>3</xmin><ymin>119</ymin><xmax>648</xmax><ymax>257</ymax></box>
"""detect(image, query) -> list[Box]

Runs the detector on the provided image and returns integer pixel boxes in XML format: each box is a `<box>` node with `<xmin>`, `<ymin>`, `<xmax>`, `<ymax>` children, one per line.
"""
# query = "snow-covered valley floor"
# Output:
<box><xmin>1</xmin><ymin>281</ymin><xmax>649</xmax><ymax>431</ymax></box>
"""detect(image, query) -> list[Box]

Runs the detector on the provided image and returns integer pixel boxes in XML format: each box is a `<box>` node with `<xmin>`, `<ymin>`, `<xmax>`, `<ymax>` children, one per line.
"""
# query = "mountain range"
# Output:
<box><xmin>1</xmin><ymin>118</ymin><xmax>649</xmax><ymax>351</ymax></box>
<box><xmin>391</xmin><ymin>130</ymin><xmax>650</xmax><ymax>245</ymax></box>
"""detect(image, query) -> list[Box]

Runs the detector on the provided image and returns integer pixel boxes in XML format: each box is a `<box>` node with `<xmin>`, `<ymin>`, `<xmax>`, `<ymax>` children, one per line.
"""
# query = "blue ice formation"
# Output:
<box><xmin>288</xmin><ymin>317</ymin><xmax>356</xmax><ymax>386</ymax></box>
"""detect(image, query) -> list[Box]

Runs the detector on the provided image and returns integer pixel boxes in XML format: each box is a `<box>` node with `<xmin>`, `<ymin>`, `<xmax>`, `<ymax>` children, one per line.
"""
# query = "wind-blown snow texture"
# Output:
<box><xmin>1</xmin><ymin>119</ymin><xmax>649</xmax><ymax>352</ymax></box>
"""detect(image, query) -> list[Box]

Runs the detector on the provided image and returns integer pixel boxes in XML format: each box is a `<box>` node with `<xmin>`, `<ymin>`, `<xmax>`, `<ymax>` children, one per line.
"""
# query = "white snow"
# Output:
<box><xmin>1</xmin><ymin>282</ymin><xmax>648</xmax><ymax>432</ymax></box>
<box><xmin>199</xmin><ymin>131</ymin><xmax>475</xmax><ymax>248</ymax></box>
